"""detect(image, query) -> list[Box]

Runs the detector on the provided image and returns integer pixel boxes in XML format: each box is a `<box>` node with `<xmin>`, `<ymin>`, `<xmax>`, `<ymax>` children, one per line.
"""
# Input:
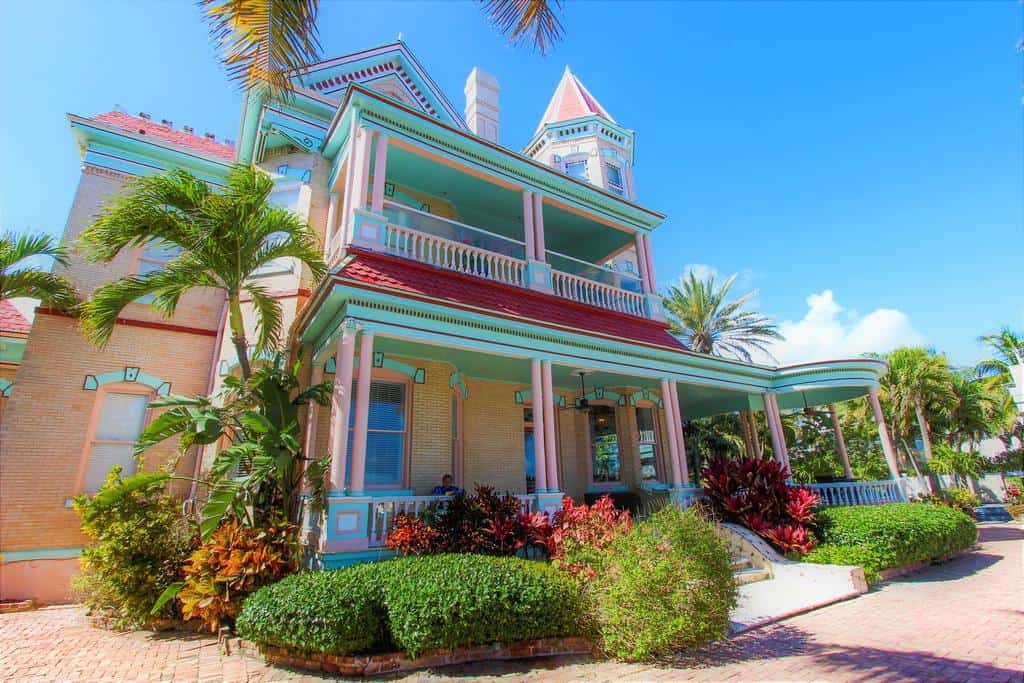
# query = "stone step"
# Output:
<box><xmin>731</xmin><ymin>556</ymin><xmax>753</xmax><ymax>572</ymax></box>
<box><xmin>733</xmin><ymin>566</ymin><xmax>771</xmax><ymax>586</ymax></box>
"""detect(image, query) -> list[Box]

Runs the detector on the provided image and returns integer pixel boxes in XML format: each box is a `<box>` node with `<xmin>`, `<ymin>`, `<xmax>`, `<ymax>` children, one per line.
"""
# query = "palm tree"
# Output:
<box><xmin>78</xmin><ymin>165</ymin><xmax>326</xmax><ymax>379</ymax></box>
<box><xmin>202</xmin><ymin>0</ymin><xmax>566</xmax><ymax>101</ymax></box>
<box><xmin>481</xmin><ymin>0</ymin><xmax>565</xmax><ymax>55</ymax></box>
<box><xmin>941</xmin><ymin>369</ymin><xmax>1006</xmax><ymax>452</ymax></box>
<box><xmin>664</xmin><ymin>271</ymin><xmax>783</xmax><ymax>364</ymax></box>
<box><xmin>0</xmin><ymin>232</ymin><xmax>78</xmax><ymax>309</ymax></box>
<box><xmin>878</xmin><ymin>347</ymin><xmax>955</xmax><ymax>463</ymax></box>
<box><xmin>978</xmin><ymin>327</ymin><xmax>1024</xmax><ymax>386</ymax></box>
<box><xmin>200</xmin><ymin>0</ymin><xmax>322</xmax><ymax>100</ymax></box>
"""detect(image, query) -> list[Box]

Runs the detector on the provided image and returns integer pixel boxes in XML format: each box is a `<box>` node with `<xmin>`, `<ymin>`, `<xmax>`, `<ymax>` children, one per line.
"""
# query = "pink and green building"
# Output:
<box><xmin>0</xmin><ymin>42</ymin><xmax>903</xmax><ymax>601</ymax></box>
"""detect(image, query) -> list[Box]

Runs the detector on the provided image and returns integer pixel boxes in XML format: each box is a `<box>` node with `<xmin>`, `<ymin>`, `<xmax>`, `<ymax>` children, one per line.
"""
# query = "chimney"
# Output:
<box><xmin>464</xmin><ymin>68</ymin><xmax>499</xmax><ymax>144</ymax></box>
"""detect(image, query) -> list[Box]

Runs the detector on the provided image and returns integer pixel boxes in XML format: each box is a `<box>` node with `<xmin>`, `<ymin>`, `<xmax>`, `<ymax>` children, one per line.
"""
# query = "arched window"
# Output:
<box><xmin>76</xmin><ymin>384</ymin><xmax>154</xmax><ymax>494</ymax></box>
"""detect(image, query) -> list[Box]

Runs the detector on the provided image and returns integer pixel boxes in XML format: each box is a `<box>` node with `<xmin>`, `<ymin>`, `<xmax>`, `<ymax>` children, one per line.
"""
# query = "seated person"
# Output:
<box><xmin>431</xmin><ymin>474</ymin><xmax>462</xmax><ymax>495</ymax></box>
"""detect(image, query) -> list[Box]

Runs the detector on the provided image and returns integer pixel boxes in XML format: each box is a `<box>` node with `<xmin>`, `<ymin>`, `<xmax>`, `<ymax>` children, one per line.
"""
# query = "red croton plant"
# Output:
<box><xmin>700</xmin><ymin>456</ymin><xmax>819</xmax><ymax>555</ymax></box>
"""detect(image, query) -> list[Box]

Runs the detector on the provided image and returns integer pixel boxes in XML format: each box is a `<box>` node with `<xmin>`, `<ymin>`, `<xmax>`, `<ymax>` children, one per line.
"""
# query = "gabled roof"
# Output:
<box><xmin>0</xmin><ymin>300</ymin><xmax>30</xmax><ymax>335</ymax></box>
<box><xmin>91</xmin><ymin>111</ymin><xmax>236</xmax><ymax>160</ymax></box>
<box><xmin>337</xmin><ymin>249</ymin><xmax>687</xmax><ymax>351</ymax></box>
<box><xmin>535</xmin><ymin>66</ymin><xmax>615</xmax><ymax>134</ymax></box>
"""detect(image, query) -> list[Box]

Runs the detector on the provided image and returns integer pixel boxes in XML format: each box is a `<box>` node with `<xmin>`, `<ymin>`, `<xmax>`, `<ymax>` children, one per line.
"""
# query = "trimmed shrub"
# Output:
<box><xmin>385</xmin><ymin>554</ymin><xmax>582</xmax><ymax>657</ymax></box>
<box><xmin>802</xmin><ymin>544</ymin><xmax>882</xmax><ymax>584</ymax></box>
<box><xmin>73</xmin><ymin>468</ymin><xmax>193</xmax><ymax>629</ymax></box>
<box><xmin>590</xmin><ymin>506</ymin><xmax>737</xmax><ymax>661</ymax></box>
<box><xmin>807</xmin><ymin>503</ymin><xmax>976</xmax><ymax>580</ymax></box>
<box><xmin>236</xmin><ymin>563</ymin><xmax>388</xmax><ymax>656</ymax></box>
<box><xmin>549</xmin><ymin>495</ymin><xmax>633</xmax><ymax>579</ymax></box>
<box><xmin>237</xmin><ymin>554</ymin><xmax>583</xmax><ymax>659</ymax></box>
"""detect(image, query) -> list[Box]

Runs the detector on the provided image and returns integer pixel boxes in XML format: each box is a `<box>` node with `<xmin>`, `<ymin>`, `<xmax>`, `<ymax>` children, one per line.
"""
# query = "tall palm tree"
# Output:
<box><xmin>941</xmin><ymin>369</ymin><xmax>1006</xmax><ymax>451</ymax></box>
<box><xmin>202</xmin><ymin>0</ymin><xmax>566</xmax><ymax>101</ymax></box>
<box><xmin>481</xmin><ymin>0</ymin><xmax>565</xmax><ymax>55</ymax></box>
<box><xmin>878</xmin><ymin>347</ymin><xmax>955</xmax><ymax>463</ymax></box>
<box><xmin>664</xmin><ymin>271</ymin><xmax>783</xmax><ymax>364</ymax></box>
<box><xmin>0</xmin><ymin>232</ymin><xmax>78</xmax><ymax>309</ymax></box>
<box><xmin>200</xmin><ymin>0</ymin><xmax>322</xmax><ymax>100</ymax></box>
<box><xmin>78</xmin><ymin>165</ymin><xmax>326</xmax><ymax>379</ymax></box>
<box><xmin>978</xmin><ymin>327</ymin><xmax>1024</xmax><ymax>387</ymax></box>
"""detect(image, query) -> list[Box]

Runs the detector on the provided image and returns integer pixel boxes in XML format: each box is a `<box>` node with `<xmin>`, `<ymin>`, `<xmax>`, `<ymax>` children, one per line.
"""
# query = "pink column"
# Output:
<box><xmin>829</xmin><ymin>404</ymin><xmax>854</xmax><ymax>479</ymax></box>
<box><xmin>522</xmin><ymin>189</ymin><xmax>535</xmax><ymax>260</ymax></box>
<box><xmin>634</xmin><ymin>233</ymin><xmax>650</xmax><ymax>292</ymax></box>
<box><xmin>329</xmin><ymin>326</ymin><xmax>357</xmax><ymax>491</ymax></box>
<box><xmin>532</xmin><ymin>194</ymin><xmax>546</xmax><ymax>262</ymax></box>
<box><xmin>531</xmin><ymin>359</ymin><xmax>548</xmax><ymax>492</ymax></box>
<box><xmin>349</xmin><ymin>331</ymin><xmax>375</xmax><ymax>494</ymax></box>
<box><xmin>763</xmin><ymin>394</ymin><xmax>784</xmax><ymax>468</ymax></box>
<box><xmin>868</xmin><ymin>387</ymin><xmax>901</xmax><ymax>479</ymax></box>
<box><xmin>661</xmin><ymin>378</ymin><xmax>683</xmax><ymax>486</ymax></box>
<box><xmin>302</xmin><ymin>364</ymin><xmax>324</xmax><ymax>491</ymax></box>
<box><xmin>324</xmin><ymin>192</ymin><xmax>339</xmax><ymax>256</ymax></box>
<box><xmin>541</xmin><ymin>361</ymin><xmax>559</xmax><ymax>491</ymax></box>
<box><xmin>642</xmin><ymin>235</ymin><xmax>657</xmax><ymax>292</ymax></box>
<box><xmin>668</xmin><ymin>381</ymin><xmax>690</xmax><ymax>485</ymax></box>
<box><xmin>370</xmin><ymin>134</ymin><xmax>389</xmax><ymax>213</ymax></box>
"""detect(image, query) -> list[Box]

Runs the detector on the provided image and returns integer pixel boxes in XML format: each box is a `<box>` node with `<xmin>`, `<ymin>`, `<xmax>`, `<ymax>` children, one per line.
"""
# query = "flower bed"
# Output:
<box><xmin>803</xmin><ymin>503</ymin><xmax>977</xmax><ymax>583</ymax></box>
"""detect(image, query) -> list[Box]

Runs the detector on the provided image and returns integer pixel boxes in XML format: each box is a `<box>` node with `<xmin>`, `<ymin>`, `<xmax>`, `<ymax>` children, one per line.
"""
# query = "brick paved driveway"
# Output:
<box><xmin>1</xmin><ymin>524</ymin><xmax>1021</xmax><ymax>682</ymax></box>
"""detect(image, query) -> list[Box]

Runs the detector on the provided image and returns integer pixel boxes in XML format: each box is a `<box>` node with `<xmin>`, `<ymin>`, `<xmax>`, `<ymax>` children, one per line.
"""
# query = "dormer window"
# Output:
<box><xmin>604</xmin><ymin>162</ymin><xmax>624</xmax><ymax>196</ymax></box>
<box><xmin>565</xmin><ymin>159</ymin><xmax>588</xmax><ymax>181</ymax></box>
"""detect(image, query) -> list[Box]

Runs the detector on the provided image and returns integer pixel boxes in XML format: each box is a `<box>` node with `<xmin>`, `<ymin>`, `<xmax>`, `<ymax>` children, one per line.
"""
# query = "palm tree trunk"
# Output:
<box><xmin>228</xmin><ymin>295</ymin><xmax>252</xmax><ymax>380</ymax></box>
<box><xmin>914</xmin><ymin>399</ymin><xmax>934</xmax><ymax>461</ymax></box>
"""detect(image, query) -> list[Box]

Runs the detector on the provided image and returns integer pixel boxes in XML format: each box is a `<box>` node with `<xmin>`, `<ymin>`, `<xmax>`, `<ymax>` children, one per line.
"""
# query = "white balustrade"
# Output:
<box><xmin>384</xmin><ymin>223</ymin><xmax>527</xmax><ymax>288</ymax></box>
<box><xmin>550</xmin><ymin>270</ymin><xmax>647</xmax><ymax>316</ymax></box>
<box><xmin>803</xmin><ymin>480</ymin><xmax>904</xmax><ymax>507</ymax></box>
<box><xmin>367</xmin><ymin>493</ymin><xmax>537</xmax><ymax>548</ymax></box>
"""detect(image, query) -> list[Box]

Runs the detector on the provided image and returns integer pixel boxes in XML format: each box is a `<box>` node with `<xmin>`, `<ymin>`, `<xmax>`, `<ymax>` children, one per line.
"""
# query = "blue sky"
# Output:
<box><xmin>1</xmin><ymin>1</ymin><xmax>1020</xmax><ymax>366</ymax></box>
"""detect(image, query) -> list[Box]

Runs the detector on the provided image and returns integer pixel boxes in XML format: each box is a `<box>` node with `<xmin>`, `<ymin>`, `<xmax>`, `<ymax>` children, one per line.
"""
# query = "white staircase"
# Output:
<box><xmin>732</xmin><ymin>553</ymin><xmax>771</xmax><ymax>585</ymax></box>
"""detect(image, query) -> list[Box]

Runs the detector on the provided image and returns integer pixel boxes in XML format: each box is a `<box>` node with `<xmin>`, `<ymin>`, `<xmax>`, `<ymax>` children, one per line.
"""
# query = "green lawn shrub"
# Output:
<box><xmin>384</xmin><ymin>554</ymin><xmax>582</xmax><ymax>657</ymax></box>
<box><xmin>802</xmin><ymin>544</ymin><xmax>882</xmax><ymax>584</ymax></box>
<box><xmin>236</xmin><ymin>554</ymin><xmax>583</xmax><ymax>658</ymax></box>
<box><xmin>803</xmin><ymin>503</ymin><xmax>977</xmax><ymax>583</ymax></box>
<box><xmin>589</xmin><ymin>505</ymin><xmax>737</xmax><ymax>661</ymax></box>
<box><xmin>235</xmin><ymin>562</ymin><xmax>388</xmax><ymax>656</ymax></box>
<box><xmin>72</xmin><ymin>468</ymin><xmax>193</xmax><ymax>629</ymax></box>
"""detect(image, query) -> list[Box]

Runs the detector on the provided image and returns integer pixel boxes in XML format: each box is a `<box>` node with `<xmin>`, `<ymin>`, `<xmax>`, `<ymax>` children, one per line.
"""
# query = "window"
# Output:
<box><xmin>564</xmin><ymin>159</ymin><xmax>588</xmax><ymax>181</ymax></box>
<box><xmin>134</xmin><ymin>241</ymin><xmax>182</xmax><ymax>303</ymax></box>
<box><xmin>83</xmin><ymin>391</ymin><xmax>150</xmax><ymax>493</ymax></box>
<box><xmin>252</xmin><ymin>185</ymin><xmax>301</xmax><ymax>277</ymax></box>
<box><xmin>589</xmin><ymin>405</ymin><xmax>620</xmax><ymax>482</ymax></box>
<box><xmin>604</xmin><ymin>163</ymin><xmax>624</xmax><ymax>196</ymax></box>
<box><xmin>348</xmin><ymin>380</ymin><xmax>407</xmax><ymax>487</ymax></box>
<box><xmin>636</xmin><ymin>407</ymin><xmax>661</xmax><ymax>482</ymax></box>
<box><xmin>523</xmin><ymin>408</ymin><xmax>536</xmax><ymax>493</ymax></box>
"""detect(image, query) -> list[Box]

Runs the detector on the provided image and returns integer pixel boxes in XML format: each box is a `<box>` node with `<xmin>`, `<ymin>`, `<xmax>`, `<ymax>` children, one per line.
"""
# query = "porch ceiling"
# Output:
<box><xmin>382</xmin><ymin>146</ymin><xmax>633</xmax><ymax>264</ymax></box>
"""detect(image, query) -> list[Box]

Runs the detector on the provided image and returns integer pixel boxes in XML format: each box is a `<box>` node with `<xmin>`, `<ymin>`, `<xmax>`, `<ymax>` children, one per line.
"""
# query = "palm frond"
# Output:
<box><xmin>0</xmin><ymin>232</ymin><xmax>70</xmax><ymax>270</ymax></box>
<box><xmin>481</xmin><ymin>0</ymin><xmax>565</xmax><ymax>55</ymax></box>
<box><xmin>244</xmin><ymin>282</ymin><xmax>283</xmax><ymax>352</ymax></box>
<box><xmin>201</xmin><ymin>0</ymin><xmax>322</xmax><ymax>100</ymax></box>
<box><xmin>0</xmin><ymin>269</ymin><xmax>78</xmax><ymax>310</ymax></box>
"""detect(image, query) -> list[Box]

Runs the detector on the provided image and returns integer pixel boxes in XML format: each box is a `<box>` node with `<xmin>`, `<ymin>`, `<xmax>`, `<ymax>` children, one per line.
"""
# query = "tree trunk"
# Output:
<box><xmin>914</xmin><ymin>399</ymin><xmax>934</xmax><ymax>461</ymax></box>
<box><xmin>228</xmin><ymin>295</ymin><xmax>252</xmax><ymax>380</ymax></box>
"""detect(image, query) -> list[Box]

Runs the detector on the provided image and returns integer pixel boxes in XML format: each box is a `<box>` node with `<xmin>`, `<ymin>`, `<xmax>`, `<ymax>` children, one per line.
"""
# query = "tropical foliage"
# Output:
<box><xmin>78</xmin><ymin>165</ymin><xmax>325</xmax><ymax>379</ymax></box>
<box><xmin>72</xmin><ymin>467</ymin><xmax>194</xmax><ymax>629</ymax></box>
<box><xmin>480</xmin><ymin>0</ymin><xmax>565</xmax><ymax>55</ymax></box>
<box><xmin>0</xmin><ymin>231</ymin><xmax>78</xmax><ymax>309</ymax></box>
<box><xmin>664</xmin><ymin>270</ymin><xmax>783</xmax><ymax>363</ymax></box>
<box><xmin>135</xmin><ymin>353</ymin><xmax>331</xmax><ymax>539</ymax></box>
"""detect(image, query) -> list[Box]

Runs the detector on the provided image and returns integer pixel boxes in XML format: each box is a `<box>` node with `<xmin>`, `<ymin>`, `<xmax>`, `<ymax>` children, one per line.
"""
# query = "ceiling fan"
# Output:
<box><xmin>571</xmin><ymin>370</ymin><xmax>592</xmax><ymax>412</ymax></box>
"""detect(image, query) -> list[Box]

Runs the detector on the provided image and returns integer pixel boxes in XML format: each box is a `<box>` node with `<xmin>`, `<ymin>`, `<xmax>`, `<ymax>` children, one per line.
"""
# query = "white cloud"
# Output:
<box><xmin>765</xmin><ymin>290</ymin><xmax>924</xmax><ymax>366</ymax></box>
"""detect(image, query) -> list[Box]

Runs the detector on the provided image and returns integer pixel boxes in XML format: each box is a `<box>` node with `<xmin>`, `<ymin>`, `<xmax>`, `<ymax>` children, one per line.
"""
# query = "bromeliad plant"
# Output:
<box><xmin>701</xmin><ymin>456</ymin><xmax>820</xmax><ymax>556</ymax></box>
<box><xmin>137</xmin><ymin>352</ymin><xmax>331</xmax><ymax>539</ymax></box>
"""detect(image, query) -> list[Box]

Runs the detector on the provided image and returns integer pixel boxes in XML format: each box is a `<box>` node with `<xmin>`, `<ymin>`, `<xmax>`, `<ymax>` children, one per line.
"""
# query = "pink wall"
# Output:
<box><xmin>0</xmin><ymin>558</ymin><xmax>81</xmax><ymax>604</ymax></box>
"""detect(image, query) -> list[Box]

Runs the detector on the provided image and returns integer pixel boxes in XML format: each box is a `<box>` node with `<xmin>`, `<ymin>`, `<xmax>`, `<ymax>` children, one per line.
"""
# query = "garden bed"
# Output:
<box><xmin>221</xmin><ymin>633</ymin><xmax>591</xmax><ymax>676</ymax></box>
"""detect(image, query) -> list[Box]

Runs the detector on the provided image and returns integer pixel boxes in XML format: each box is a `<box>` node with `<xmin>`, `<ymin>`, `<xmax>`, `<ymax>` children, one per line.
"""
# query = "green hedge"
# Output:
<box><xmin>235</xmin><ymin>563</ymin><xmax>388</xmax><ymax>656</ymax></box>
<box><xmin>237</xmin><ymin>554</ymin><xmax>582</xmax><ymax>658</ymax></box>
<box><xmin>804</xmin><ymin>503</ymin><xmax>977</xmax><ymax>582</ymax></box>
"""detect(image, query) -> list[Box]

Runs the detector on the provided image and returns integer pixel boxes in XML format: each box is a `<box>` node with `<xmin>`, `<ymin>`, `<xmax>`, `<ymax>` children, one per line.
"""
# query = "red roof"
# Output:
<box><xmin>338</xmin><ymin>249</ymin><xmax>687</xmax><ymax>350</ymax></box>
<box><xmin>91</xmin><ymin>111</ymin><xmax>236</xmax><ymax>160</ymax></box>
<box><xmin>0</xmin><ymin>300</ymin><xmax>30</xmax><ymax>335</ymax></box>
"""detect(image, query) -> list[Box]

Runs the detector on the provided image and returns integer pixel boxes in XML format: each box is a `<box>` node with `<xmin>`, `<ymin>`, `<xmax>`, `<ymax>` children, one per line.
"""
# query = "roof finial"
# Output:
<box><xmin>397</xmin><ymin>32</ymin><xmax>404</xmax><ymax>42</ymax></box>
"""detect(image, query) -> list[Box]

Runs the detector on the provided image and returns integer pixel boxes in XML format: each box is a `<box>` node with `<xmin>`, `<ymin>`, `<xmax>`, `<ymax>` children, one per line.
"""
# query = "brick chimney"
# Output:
<box><xmin>464</xmin><ymin>68</ymin><xmax>499</xmax><ymax>144</ymax></box>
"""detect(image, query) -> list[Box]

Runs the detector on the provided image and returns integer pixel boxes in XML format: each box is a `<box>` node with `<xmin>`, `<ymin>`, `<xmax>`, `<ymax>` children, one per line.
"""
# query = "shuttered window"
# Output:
<box><xmin>347</xmin><ymin>380</ymin><xmax>407</xmax><ymax>487</ymax></box>
<box><xmin>83</xmin><ymin>392</ymin><xmax>150</xmax><ymax>493</ymax></box>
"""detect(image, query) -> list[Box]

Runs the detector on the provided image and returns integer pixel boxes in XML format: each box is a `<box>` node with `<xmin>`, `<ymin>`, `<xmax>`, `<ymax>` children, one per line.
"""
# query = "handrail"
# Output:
<box><xmin>804</xmin><ymin>480</ymin><xmax>903</xmax><ymax>507</ymax></box>
<box><xmin>546</xmin><ymin>247</ymin><xmax>642</xmax><ymax>284</ymax></box>
<box><xmin>551</xmin><ymin>269</ymin><xmax>646</xmax><ymax>316</ymax></box>
<box><xmin>384</xmin><ymin>223</ymin><xmax>527</xmax><ymax>288</ymax></box>
<box><xmin>367</xmin><ymin>493</ymin><xmax>536</xmax><ymax>547</ymax></box>
<box><xmin>383</xmin><ymin>200</ymin><xmax>526</xmax><ymax>257</ymax></box>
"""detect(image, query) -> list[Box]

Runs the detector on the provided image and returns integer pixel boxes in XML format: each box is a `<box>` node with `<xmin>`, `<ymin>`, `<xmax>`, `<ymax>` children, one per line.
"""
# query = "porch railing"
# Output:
<box><xmin>804</xmin><ymin>480</ymin><xmax>904</xmax><ymax>507</ymax></box>
<box><xmin>379</xmin><ymin>201</ymin><xmax>648</xmax><ymax>317</ymax></box>
<box><xmin>367</xmin><ymin>493</ymin><xmax>536</xmax><ymax>548</ymax></box>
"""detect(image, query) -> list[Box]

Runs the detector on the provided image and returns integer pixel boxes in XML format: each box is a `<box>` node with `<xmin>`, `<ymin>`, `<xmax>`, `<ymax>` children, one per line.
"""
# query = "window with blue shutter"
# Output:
<box><xmin>347</xmin><ymin>380</ymin><xmax>407</xmax><ymax>487</ymax></box>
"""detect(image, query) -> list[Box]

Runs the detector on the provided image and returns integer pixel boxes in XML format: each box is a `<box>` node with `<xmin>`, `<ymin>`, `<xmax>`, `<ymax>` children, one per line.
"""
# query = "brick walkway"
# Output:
<box><xmin>1</xmin><ymin>524</ymin><xmax>1021</xmax><ymax>682</ymax></box>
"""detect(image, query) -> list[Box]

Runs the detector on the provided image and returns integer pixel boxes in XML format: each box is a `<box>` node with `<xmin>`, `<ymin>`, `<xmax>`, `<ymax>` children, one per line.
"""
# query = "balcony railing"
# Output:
<box><xmin>805</xmin><ymin>480</ymin><xmax>904</xmax><ymax>507</ymax></box>
<box><xmin>379</xmin><ymin>201</ymin><xmax>649</xmax><ymax>317</ymax></box>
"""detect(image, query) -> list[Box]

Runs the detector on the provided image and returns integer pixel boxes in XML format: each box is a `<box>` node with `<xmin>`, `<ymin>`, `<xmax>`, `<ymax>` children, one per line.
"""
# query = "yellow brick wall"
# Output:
<box><xmin>463</xmin><ymin>378</ymin><xmax>526</xmax><ymax>494</ymax></box>
<box><xmin>0</xmin><ymin>314</ymin><xmax>214</xmax><ymax>551</ymax></box>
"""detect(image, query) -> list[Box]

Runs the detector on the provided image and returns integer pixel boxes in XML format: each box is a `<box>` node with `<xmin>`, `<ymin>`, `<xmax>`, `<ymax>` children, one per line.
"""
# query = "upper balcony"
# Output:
<box><xmin>323</xmin><ymin>119</ymin><xmax>666</xmax><ymax>321</ymax></box>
